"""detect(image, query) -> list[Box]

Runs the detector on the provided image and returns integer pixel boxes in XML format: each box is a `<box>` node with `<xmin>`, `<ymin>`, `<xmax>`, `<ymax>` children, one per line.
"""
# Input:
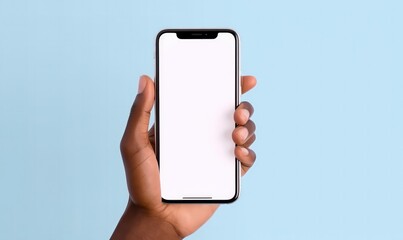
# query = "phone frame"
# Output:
<box><xmin>155</xmin><ymin>29</ymin><xmax>240</xmax><ymax>203</ymax></box>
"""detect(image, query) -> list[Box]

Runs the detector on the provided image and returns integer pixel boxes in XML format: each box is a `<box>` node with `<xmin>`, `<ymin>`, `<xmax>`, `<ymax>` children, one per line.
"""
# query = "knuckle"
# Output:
<box><xmin>240</xmin><ymin>101</ymin><xmax>254</xmax><ymax>114</ymax></box>
<box><xmin>247</xmin><ymin>134</ymin><xmax>256</xmax><ymax>146</ymax></box>
<box><xmin>250</xmin><ymin>151</ymin><xmax>257</xmax><ymax>162</ymax></box>
<box><xmin>246</xmin><ymin>120</ymin><xmax>256</xmax><ymax>133</ymax></box>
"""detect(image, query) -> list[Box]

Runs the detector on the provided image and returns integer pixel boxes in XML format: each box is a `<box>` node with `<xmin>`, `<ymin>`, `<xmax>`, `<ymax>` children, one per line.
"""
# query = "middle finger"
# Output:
<box><xmin>232</xmin><ymin>120</ymin><xmax>256</xmax><ymax>145</ymax></box>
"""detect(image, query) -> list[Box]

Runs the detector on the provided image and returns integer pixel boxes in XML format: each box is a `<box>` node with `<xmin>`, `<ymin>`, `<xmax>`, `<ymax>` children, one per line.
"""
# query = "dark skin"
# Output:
<box><xmin>111</xmin><ymin>75</ymin><xmax>257</xmax><ymax>239</ymax></box>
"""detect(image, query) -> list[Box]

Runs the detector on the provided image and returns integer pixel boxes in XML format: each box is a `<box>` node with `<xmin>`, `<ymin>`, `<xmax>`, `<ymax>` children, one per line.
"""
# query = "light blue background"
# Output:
<box><xmin>0</xmin><ymin>0</ymin><xmax>402</xmax><ymax>239</ymax></box>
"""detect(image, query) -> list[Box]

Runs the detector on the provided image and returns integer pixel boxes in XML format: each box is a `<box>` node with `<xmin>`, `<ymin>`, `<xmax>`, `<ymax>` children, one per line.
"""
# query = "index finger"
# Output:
<box><xmin>241</xmin><ymin>75</ymin><xmax>257</xmax><ymax>94</ymax></box>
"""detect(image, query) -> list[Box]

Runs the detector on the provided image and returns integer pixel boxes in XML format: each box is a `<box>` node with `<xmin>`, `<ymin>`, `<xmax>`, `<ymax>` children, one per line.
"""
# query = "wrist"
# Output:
<box><xmin>111</xmin><ymin>200</ymin><xmax>181</xmax><ymax>240</ymax></box>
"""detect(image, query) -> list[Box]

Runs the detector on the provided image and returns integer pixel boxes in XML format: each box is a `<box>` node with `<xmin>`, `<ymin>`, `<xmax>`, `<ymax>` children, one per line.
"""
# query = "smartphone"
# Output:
<box><xmin>156</xmin><ymin>29</ymin><xmax>240</xmax><ymax>203</ymax></box>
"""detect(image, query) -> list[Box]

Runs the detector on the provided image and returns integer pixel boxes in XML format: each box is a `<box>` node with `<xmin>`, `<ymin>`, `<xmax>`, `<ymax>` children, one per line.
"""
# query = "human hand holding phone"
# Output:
<box><xmin>111</xmin><ymin>75</ymin><xmax>257</xmax><ymax>239</ymax></box>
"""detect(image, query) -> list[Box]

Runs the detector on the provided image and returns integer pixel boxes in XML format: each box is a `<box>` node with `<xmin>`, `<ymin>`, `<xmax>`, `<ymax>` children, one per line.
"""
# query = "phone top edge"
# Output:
<box><xmin>156</xmin><ymin>29</ymin><xmax>239</xmax><ymax>40</ymax></box>
<box><xmin>157</xmin><ymin>28</ymin><xmax>238</xmax><ymax>33</ymax></box>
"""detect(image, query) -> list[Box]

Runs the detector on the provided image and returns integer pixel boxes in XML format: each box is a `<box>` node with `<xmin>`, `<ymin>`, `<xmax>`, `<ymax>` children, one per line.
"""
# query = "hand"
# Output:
<box><xmin>111</xmin><ymin>75</ymin><xmax>257</xmax><ymax>239</ymax></box>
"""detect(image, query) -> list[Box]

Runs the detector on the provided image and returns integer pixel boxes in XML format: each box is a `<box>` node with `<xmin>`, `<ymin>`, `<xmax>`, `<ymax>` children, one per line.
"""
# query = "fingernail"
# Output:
<box><xmin>240</xmin><ymin>147</ymin><xmax>249</xmax><ymax>156</ymax></box>
<box><xmin>240</xmin><ymin>109</ymin><xmax>250</xmax><ymax>122</ymax></box>
<box><xmin>138</xmin><ymin>76</ymin><xmax>147</xmax><ymax>94</ymax></box>
<box><xmin>238</xmin><ymin>127</ymin><xmax>248</xmax><ymax>141</ymax></box>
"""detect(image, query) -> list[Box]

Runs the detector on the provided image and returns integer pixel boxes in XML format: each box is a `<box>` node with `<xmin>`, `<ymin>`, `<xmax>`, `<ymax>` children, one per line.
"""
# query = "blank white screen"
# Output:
<box><xmin>158</xmin><ymin>32</ymin><xmax>237</xmax><ymax>200</ymax></box>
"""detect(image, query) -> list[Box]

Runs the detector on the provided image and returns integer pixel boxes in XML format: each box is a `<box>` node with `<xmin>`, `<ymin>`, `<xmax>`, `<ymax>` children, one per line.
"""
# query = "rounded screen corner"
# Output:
<box><xmin>156</xmin><ymin>29</ymin><xmax>176</xmax><ymax>44</ymax></box>
<box><xmin>224</xmin><ymin>188</ymin><xmax>240</xmax><ymax>204</ymax></box>
<box><xmin>156</xmin><ymin>29</ymin><xmax>172</xmax><ymax>38</ymax></box>
<box><xmin>220</xmin><ymin>29</ymin><xmax>239</xmax><ymax>42</ymax></box>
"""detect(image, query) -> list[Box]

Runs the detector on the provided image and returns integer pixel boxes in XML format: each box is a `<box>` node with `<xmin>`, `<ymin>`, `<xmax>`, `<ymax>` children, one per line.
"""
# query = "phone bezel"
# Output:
<box><xmin>155</xmin><ymin>29</ymin><xmax>240</xmax><ymax>203</ymax></box>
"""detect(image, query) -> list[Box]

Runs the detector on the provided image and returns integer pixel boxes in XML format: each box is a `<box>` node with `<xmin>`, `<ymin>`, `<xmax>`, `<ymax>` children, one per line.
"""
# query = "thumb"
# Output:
<box><xmin>121</xmin><ymin>75</ymin><xmax>155</xmax><ymax>157</ymax></box>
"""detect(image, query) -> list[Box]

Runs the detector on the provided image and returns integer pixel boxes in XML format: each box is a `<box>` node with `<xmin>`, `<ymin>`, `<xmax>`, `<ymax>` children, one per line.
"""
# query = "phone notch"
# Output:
<box><xmin>176</xmin><ymin>31</ymin><xmax>218</xmax><ymax>39</ymax></box>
